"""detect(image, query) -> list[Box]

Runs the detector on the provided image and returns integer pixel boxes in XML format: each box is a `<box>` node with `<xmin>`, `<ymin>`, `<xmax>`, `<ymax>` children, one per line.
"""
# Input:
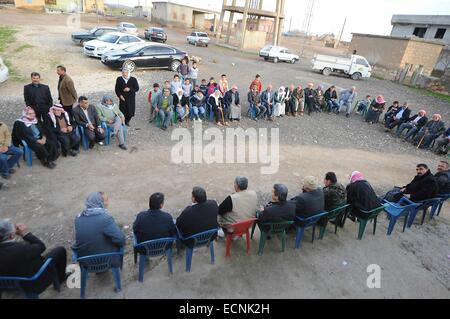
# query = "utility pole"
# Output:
<box><xmin>335</xmin><ymin>17</ymin><xmax>347</xmax><ymax>49</ymax></box>
<box><xmin>289</xmin><ymin>16</ymin><xmax>292</xmax><ymax>32</ymax></box>
<box><xmin>300</xmin><ymin>0</ymin><xmax>314</xmax><ymax>58</ymax></box>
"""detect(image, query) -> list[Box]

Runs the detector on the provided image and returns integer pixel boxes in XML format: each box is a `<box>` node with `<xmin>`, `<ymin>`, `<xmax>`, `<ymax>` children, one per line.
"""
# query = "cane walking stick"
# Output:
<box><xmin>417</xmin><ymin>135</ymin><xmax>425</xmax><ymax>149</ymax></box>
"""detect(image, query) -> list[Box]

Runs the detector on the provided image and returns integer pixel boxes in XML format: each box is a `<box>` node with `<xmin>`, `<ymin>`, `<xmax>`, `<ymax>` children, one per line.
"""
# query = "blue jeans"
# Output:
<box><xmin>159</xmin><ymin>109</ymin><xmax>174</xmax><ymax>129</ymax></box>
<box><xmin>0</xmin><ymin>145</ymin><xmax>23</xmax><ymax>176</ymax></box>
<box><xmin>192</xmin><ymin>105</ymin><xmax>205</xmax><ymax>119</ymax></box>
<box><xmin>326</xmin><ymin>99</ymin><xmax>340</xmax><ymax>112</ymax></box>
<box><xmin>177</xmin><ymin>106</ymin><xmax>187</xmax><ymax>120</ymax></box>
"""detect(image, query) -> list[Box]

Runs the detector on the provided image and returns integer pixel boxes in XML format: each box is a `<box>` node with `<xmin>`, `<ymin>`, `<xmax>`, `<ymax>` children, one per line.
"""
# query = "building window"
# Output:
<box><xmin>435</xmin><ymin>28</ymin><xmax>446</xmax><ymax>39</ymax></box>
<box><xmin>413</xmin><ymin>27</ymin><xmax>427</xmax><ymax>38</ymax></box>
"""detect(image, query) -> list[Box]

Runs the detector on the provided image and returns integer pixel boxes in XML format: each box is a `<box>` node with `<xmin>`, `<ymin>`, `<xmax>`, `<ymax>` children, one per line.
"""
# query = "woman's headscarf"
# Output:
<box><xmin>101</xmin><ymin>95</ymin><xmax>115</xmax><ymax>110</ymax></box>
<box><xmin>17</xmin><ymin>106</ymin><xmax>38</xmax><ymax>127</ymax></box>
<box><xmin>213</xmin><ymin>89</ymin><xmax>221</xmax><ymax>105</ymax></box>
<box><xmin>350</xmin><ymin>171</ymin><xmax>364</xmax><ymax>183</ymax></box>
<box><xmin>80</xmin><ymin>192</ymin><xmax>106</xmax><ymax>217</ymax></box>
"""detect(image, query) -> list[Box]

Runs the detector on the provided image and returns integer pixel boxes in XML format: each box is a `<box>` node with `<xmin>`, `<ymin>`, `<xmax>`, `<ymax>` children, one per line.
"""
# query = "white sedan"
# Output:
<box><xmin>83</xmin><ymin>32</ymin><xmax>144</xmax><ymax>58</ymax></box>
<box><xmin>0</xmin><ymin>57</ymin><xmax>8</xmax><ymax>84</ymax></box>
<box><xmin>259</xmin><ymin>45</ymin><xmax>299</xmax><ymax>64</ymax></box>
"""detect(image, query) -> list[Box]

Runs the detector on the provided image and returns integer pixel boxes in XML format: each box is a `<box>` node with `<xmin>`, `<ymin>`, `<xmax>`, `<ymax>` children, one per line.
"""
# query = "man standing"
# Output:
<box><xmin>73</xmin><ymin>96</ymin><xmax>106</xmax><ymax>149</ymax></box>
<box><xmin>0</xmin><ymin>122</ymin><xmax>23</xmax><ymax>180</ymax></box>
<box><xmin>115</xmin><ymin>68</ymin><xmax>139</xmax><ymax>127</ymax></box>
<box><xmin>56</xmin><ymin>65</ymin><xmax>77</xmax><ymax>123</ymax></box>
<box><xmin>24</xmin><ymin>72</ymin><xmax>53</xmax><ymax>123</ymax></box>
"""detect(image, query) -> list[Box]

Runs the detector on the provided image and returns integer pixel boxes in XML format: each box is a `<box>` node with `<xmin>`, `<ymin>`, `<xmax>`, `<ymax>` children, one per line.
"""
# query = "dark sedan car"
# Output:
<box><xmin>71</xmin><ymin>27</ymin><xmax>118</xmax><ymax>45</ymax></box>
<box><xmin>144</xmin><ymin>27</ymin><xmax>167</xmax><ymax>43</ymax></box>
<box><xmin>101</xmin><ymin>43</ymin><xmax>187</xmax><ymax>72</ymax></box>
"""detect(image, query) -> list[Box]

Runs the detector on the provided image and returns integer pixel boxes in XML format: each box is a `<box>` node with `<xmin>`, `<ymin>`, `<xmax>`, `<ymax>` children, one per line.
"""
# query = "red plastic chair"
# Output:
<box><xmin>224</xmin><ymin>218</ymin><xmax>257</xmax><ymax>258</ymax></box>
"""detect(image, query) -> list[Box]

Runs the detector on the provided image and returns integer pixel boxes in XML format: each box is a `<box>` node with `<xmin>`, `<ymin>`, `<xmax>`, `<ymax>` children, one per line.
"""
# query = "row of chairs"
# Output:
<box><xmin>20</xmin><ymin>123</ymin><xmax>127</xmax><ymax>167</ymax></box>
<box><xmin>2</xmin><ymin>195</ymin><xmax>448</xmax><ymax>299</ymax></box>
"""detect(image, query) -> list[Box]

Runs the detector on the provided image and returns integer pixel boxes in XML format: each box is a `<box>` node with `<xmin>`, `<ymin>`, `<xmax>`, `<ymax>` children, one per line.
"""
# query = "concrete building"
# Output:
<box><xmin>14</xmin><ymin>0</ymin><xmax>45</xmax><ymax>10</ymax></box>
<box><xmin>391</xmin><ymin>15</ymin><xmax>450</xmax><ymax>73</ymax></box>
<box><xmin>15</xmin><ymin>0</ymin><xmax>104</xmax><ymax>13</ymax></box>
<box><xmin>350</xmin><ymin>33</ymin><xmax>444</xmax><ymax>76</ymax></box>
<box><xmin>151</xmin><ymin>1</ymin><xmax>219</xmax><ymax>30</ymax></box>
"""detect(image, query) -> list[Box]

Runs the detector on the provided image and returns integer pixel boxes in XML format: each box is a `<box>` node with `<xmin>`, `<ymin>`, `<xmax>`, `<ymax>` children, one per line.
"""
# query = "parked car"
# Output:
<box><xmin>71</xmin><ymin>26</ymin><xmax>118</xmax><ymax>45</ymax></box>
<box><xmin>83</xmin><ymin>32</ymin><xmax>144</xmax><ymax>58</ymax></box>
<box><xmin>0</xmin><ymin>57</ymin><xmax>9</xmax><ymax>83</ymax></box>
<box><xmin>117</xmin><ymin>22</ymin><xmax>138</xmax><ymax>35</ymax></box>
<box><xmin>101</xmin><ymin>43</ymin><xmax>188</xmax><ymax>72</ymax></box>
<box><xmin>144</xmin><ymin>27</ymin><xmax>167</xmax><ymax>43</ymax></box>
<box><xmin>259</xmin><ymin>45</ymin><xmax>299</xmax><ymax>64</ymax></box>
<box><xmin>187</xmin><ymin>32</ymin><xmax>210</xmax><ymax>47</ymax></box>
<box><xmin>311</xmin><ymin>54</ymin><xmax>372</xmax><ymax>80</ymax></box>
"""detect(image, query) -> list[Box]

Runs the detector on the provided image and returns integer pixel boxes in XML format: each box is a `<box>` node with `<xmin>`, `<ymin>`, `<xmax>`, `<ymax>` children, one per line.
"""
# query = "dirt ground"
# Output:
<box><xmin>0</xmin><ymin>7</ymin><xmax>449</xmax><ymax>299</ymax></box>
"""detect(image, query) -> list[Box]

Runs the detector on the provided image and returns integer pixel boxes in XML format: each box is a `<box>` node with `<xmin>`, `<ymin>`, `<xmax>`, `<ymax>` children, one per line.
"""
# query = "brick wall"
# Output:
<box><xmin>401</xmin><ymin>40</ymin><xmax>444</xmax><ymax>76</ymax></box>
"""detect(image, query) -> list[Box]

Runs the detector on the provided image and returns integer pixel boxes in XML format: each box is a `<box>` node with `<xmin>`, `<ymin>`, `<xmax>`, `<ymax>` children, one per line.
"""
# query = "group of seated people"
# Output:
<box><xmin>355</xmin><ymin>96</ymin><xmax>450</xmax><ymax>155</ymax></box>
<box><xmin>3</xmin><ymin>95</ymin><xmax>129</xmax><ymax>171</ymax></box>
<box><xmin>2</xmin><ymin>160</ymin><xmax>449</xmax><ymax>296</ymax></box>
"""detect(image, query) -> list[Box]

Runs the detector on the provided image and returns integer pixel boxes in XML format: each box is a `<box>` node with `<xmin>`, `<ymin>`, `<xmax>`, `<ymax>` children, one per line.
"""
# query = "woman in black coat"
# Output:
<box><xmin>365</xmin><ymin>95</ymin><xmax>386</xmax><ymax>124</ymax></box>
<box><xmin>346</xmin><ymin>171</ymin><xmax>381</xmax><ymax>218</ymax></box>
<box><xmin>115</xmin><ymin>69</ymin><xmax>139</xmax><ymax>126</ymax></box>
<box><xmin>12</xmin><ymin>107</ymin><xmax>59</xmax><ymax>169</ymax></box>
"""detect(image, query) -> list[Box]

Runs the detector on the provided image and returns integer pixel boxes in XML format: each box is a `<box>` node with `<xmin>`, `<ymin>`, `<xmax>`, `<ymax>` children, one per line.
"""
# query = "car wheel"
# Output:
<box><xmin>171</xmin><ymin>60</ymin><xmax>181</xmax><ymax>72</ymax></box>
<box><xmin>206</xmin><ymin>44</ymin><xmax>208</xmax><ymax>47</ymax></box>
<box><xmin>273</xmin><ymin>57</ymin><xmax>279</xmax><ymax>63</ymax></box>
<box><xmin>194</xmin><ymin>41</ymin><xmax>198</xmax><ymax>47</ymax></box>
<box><xmin>80</xmin><ymin>39</ymin><xmax>86</xmax><ymax>46</ymax></box>
<box><xmin>290</xmin><ymin>59</ymin><xmax>296</xmax><ymax>64</ymax></box>
<box><xmin>351</xmin><ymin>72</ymin><xmax>362</xmax><ymax>80</ymax></box>
<box><xmin>264</xmin><ymin>57</ymin><xmax>269</xmax><ymax>61</ymax></box>
<box><xmin>322</xmin><ymin>67</ymin><xmax>332</xmax><ymax>76</ymax></box>
<box><xmin>122</xmin><ymin>60</ymin><xmax>136</xmax><ymax>72</ymax></box>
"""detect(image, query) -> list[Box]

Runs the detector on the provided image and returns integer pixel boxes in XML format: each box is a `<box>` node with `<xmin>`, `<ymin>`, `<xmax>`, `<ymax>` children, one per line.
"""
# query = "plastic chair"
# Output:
<box><xmin>102</xmin><ymin>122</ymin><xmax>127</xmax><ymax>145</ymax></box>
<box><xmin>318</xmin><ymin>204</ymin><xmax>350</xmax><ymax>239</ymax></box>
<box><xmin>294</xmin><ymin>212</ymin><xmax>328</xmax><ymax>249</ymax></box>
<box><xmin>77</xmin><ymin>126</ymin><xmax>90</xmax><ymax>151</ymax></box>
<box><xmin>407</xmin><ymin>198</ymin><xmax>441</xmax><ymax>228</ymax></box>
<box><xmin>383</xmin><ymin>197</ymin><xmax>421</xmax><ymax>235</ymax></box>
<box><xmin>346</xmin><ymin>204</ymin><xmax>388</xmax><ymax>240</ymax></box>
<box><xmin>251</xmin><ymin>221</ymin><xmax>294</xmax><ymax>255</ymax></box>
<box><xmin>0</xmin><ymin>258</ymin><xmax>60</xmax><ymax>299</ymax></box>
<box><xmin>21</xmin><ymin>140</ymin><xmax>33</xmax><ymax>167</ymax></box>
<box><xmin>72</xmin><ymin>248</ymin><xmax>124</xmax><ymax>299</ymax></box>
<box><xmin>223</xmin><ymin>218</ymin><xmax>257</xmax><ymax>258</ymax></box>
<box><xmin>436</xmin><ymin>193</ymin><xmax>450</xmax><ymax>217</ymax></box>
<box><xmin>133</xmin><ymin>236</ymin><xmax>176</xmax><ymax>282</ymax></box>
<box><xmin>178</xmin><ymin>228</ymin><xmax>218</xmax><ymax>272</ymax></box>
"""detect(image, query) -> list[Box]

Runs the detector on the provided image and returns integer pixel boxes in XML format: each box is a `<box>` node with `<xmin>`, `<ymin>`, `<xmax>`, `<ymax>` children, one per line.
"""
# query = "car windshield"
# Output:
<box><xmin>198</xmin><ymin>33</ymin><xmax>208</xmax><ymax>37</ymax></box>
<box><xmin>123</xmin><ymin>23</ymin><xmax>136</xmax><ymax>29</ymax></box>
<box><xmin>89</xmin><ymin>27</ymin><xmax>98</xmax><ymax>33</ymax></box>
<box><xmin>153</xmin><ymin>28</ymin><xmax>163</xmax><ymax>32</ymax></box>
<box><xmin>98</xmin><ymin>34</ymin><xmax>119</xmax><ymax>43</ymax></box>
<box><xmin>262</xmin><ymin>45</ymin><xmax>273</xmax><ymax>51</ymax></box>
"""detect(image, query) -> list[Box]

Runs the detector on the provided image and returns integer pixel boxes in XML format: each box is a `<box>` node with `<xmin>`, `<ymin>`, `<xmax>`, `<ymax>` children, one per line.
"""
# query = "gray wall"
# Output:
<box><xmin>391</xmin><ymin>24</ymin><xmax>450</xmax><ymax>45</ymax></box>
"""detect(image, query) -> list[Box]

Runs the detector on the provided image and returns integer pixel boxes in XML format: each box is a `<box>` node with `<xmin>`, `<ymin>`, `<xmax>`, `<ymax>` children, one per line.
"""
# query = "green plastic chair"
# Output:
<box><xmin>349</xmin><ymin>204</ymin><xmax>388</xmax><ymax>240</ymax></box>
<box><xmin>251</xmin><ymin>221</ymin><xmax>294</xmax><ymax>255</ymax></box>
<box><xmin>318</xmin><ymin>204</ymin><xmax>350</xmax><ymax>239</ymax></box>
<box><xmin>155</xmin><ymin>109</ymin><xmax>177</xmax><ymax>128</ymax></box>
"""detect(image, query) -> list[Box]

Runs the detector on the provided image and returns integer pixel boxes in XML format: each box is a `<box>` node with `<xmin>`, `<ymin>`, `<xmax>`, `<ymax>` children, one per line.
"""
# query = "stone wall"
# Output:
<box><xmin>401</xmin><ymin>40</ymin><xmax>444</xmax><ymax>76</ymax></box>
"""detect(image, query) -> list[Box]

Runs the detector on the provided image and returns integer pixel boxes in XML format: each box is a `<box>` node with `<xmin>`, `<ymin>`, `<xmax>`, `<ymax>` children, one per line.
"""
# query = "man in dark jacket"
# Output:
<box><xmin>258</xmin><ymin>184</ymin><xmax>295</xmax><ymax>232</ymax></box>
<box><xmin>24</xmin><ymin>72</ymin><xmax>53</xmax><ymax>123</ymax></box>
<box><xmin>115</xmin><ymin>69</ymin><xmax>139</xmax><ymax>127</ymax></box>
<box><xmin>133</xmin><ymin>192</ymin><xmax>177</xmax><ymax>244</ymax></box>
<box><xmin>323</xmin><ymin>172</ymin><xmax>347</xmax><ymax>211</ymax></box>
<box><xmin>261</xmin><ymin>85</ymin><xmax>275</xmax><ymax>118</ymax></box>
<box><xmin>290</xmin><ymin>176</ymin><xmax>325</xmax><ymax>225</ymax></box>
<box><xmin>435</xmin><ymin>161</ymin><xmax>450</xmax><ymax>194</ymax></box>
<box><xmin>0</xmin><ymin>219</ymin><xmax>67</xmax><ymax>295</ymax></box>
<box><xmin>304</xmin><ymin>83</ymin><xmax>316</xmax><ymax>116</ymax></box>
<box><xmin>73</xmin><ymin>96</ymin><xmax>105</xmax><ymax>148</ymax></box>
<box><xmin>397</xmin><ymin>110</ymin><xmax>428</xmax><ymax>138</ymax></box>
<box><xmin>433</xmin><ymin>127</ymin><xmax>450</xmax><ymax>155</ymax></box>
<box><xmin>402</xmin><ymin>164</ymin><xmax>438</xmax><ymax>202</ymax></box>
<box><xmin>324</xmin><ymin>86</ymin><xmax>339</xmax><ymax>113</ymax></box>
<box><xmin>176</xmin><ymin>187</ymin><xmax>219</xmax><ymax>247</ymax></box>
<box><xmin>413</xmin><ymin>114</ymin><xmax>445</xmax><ymax>149</ymax></box>
<box><xmin>385</xmin><ymin>102</ymin><xmax>411</xmax><ymax>131</ymax></box>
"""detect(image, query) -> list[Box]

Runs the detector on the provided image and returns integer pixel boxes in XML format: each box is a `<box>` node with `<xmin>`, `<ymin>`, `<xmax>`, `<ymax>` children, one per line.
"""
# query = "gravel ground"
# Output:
<box><xmin>0</xmin><ymin>8</ymin><xmax>449</xmax><ymax>299</ymax></box>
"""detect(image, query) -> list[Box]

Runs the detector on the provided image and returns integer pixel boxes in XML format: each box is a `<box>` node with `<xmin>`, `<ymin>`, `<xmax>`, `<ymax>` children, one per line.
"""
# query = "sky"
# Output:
<box><xmin>105</xmin><ymin>0</ymin><xmax>450</xmax><ymax>41</ymax></box>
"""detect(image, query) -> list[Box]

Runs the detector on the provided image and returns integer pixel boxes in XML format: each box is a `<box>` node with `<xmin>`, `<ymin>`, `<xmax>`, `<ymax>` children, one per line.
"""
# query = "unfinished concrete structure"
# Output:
<box><xmin>216</xmin><ymin>0</ymin><xmax>285</xmax><ymax>50</ymax></box>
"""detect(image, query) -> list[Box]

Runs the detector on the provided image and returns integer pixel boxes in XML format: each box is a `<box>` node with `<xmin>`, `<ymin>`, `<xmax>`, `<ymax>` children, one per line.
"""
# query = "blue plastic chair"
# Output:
<box><xmin>0</xmin><ymin>258</ymin><xmax>60</xmax><ymax>299</ymax></box>
<box><xmin>177</xmin><ymin>228</ymin><xmax>218</xmax><ymax>272</ymax></box>
<box><xmin>77</xmin><ymin>126</ymin><xmax>90</xmax><ymax>151</ymax></box>
<box><xmin>294</xmin><ymin>212</ymin><xmax>329</xmax><ymax>249</ymax></box>
<box><xmin>72</xmin><ymin>248</ymin><xmax>124</xmax><ymax>299</ymax></box>
<box><xmin>436</xmin><ymin>193</ymin><xmax>450</xmax><ymax>217</ymax></box>
<box><xmin>21</xmin><ymin>140</ymin><xmax>33</xmax><ymax>167</ymax></box>
<box><xmin>383</xmin><ymin>197</ymin><xmax>421</xmax><ymax>235</ymax></box>
<box><xmin>407</xmin><ymin>198</ymin><xmax>441</xmax><ymax>228</ymax></box>
<box><xmin>102</xmin><ymin>122</ymin><xmax>127</xmax><ymax>145</ymax></box>
<box><xmin>133</xmin><ymin>236</ymin><xmax>176</xmax><ymax>282</ymax></box>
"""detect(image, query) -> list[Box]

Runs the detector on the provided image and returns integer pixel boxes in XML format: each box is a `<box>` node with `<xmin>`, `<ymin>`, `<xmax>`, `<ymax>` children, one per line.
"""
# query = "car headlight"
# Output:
<box><xmin>96</xmin><ymin>47</ymin><xmax>107</xmax><ymax>51</ymax></box>
<box><xmin>106</xmin><ymin>56</ymin><xmax>120</xmax><ymax>61</ymax></box>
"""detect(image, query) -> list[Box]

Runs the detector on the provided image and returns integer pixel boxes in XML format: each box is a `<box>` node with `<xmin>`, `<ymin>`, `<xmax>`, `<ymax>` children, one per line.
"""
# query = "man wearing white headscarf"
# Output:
<box><xmin>115</xmin><ymin>68</ymin><xmax>139</xmax><ymax>127</ymax></box>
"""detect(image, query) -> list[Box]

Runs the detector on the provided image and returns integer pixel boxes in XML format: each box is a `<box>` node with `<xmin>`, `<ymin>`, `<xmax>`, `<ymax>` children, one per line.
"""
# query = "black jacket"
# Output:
<box><xmin>24</xmin><ymin>83</ymin><xmax>53</xmax><ymax>109</ymax></box>
<box><xmin>346</xmin><ymin>180</ymin><xmax>381</xmax><ymax>213</ymax></box>
<box><xmin>393</xmin><ymin>107</ymin><xmax>412</xmax><ymax>122</ymax></box>
<box><xmin>407</xmin><ymin>115</ymin><xmax>428</xmax><ymax>128</ymax></box>
<box><xmin>404</xmin><ymin>170</ymin><xmax>438</xmax><ymax>202</ymax></box>
<box><xmin>258</xmin><ymin>201</ymin><xmax>296</xmax><ymax>224</ymax></box>
<box><xmin>43</xmin><ymin>113</ymin><xmax>73</xmax><ymax>137</ymax></box>
<box><xmin>223</xmin><ymin>90</ymin><xmax>240</xmax><ymax>108</ymax></box>
<box><xmin>0</xmin><ymin>233</ymin><xmax>53</xmax><ymax>293</ymax></box>
<box><xmin>324</xmin><ymin>88</ymin><xmax>337</xmax><ymax>100</ymax></box>
<box><xmin>133</xmin><ymin>209</ymin><xmax>177</xmax><ymax>244</ymax></box>
<box><xmin>73</xmin><ymin>104</ymin><xmax>102</xmax><ymax>129</ymax></box>
<box><xmin>290</xmin><ymin>188</ymin><xmax>325</xmax><ymax>218</ymax></box>
<box><xmin>12</xmin><ymin>120</ymin><xmax>55</xmax><ymax>147</ymax></box>
<box><xmin>176</xmin><ymin>200</ymin><xmax>219</xmax><ymax>239</ymax></box>
<box><xmin>435</xmin><ymin>170</ymin><xmax>450</xmax><ymax>194</ymax></box>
